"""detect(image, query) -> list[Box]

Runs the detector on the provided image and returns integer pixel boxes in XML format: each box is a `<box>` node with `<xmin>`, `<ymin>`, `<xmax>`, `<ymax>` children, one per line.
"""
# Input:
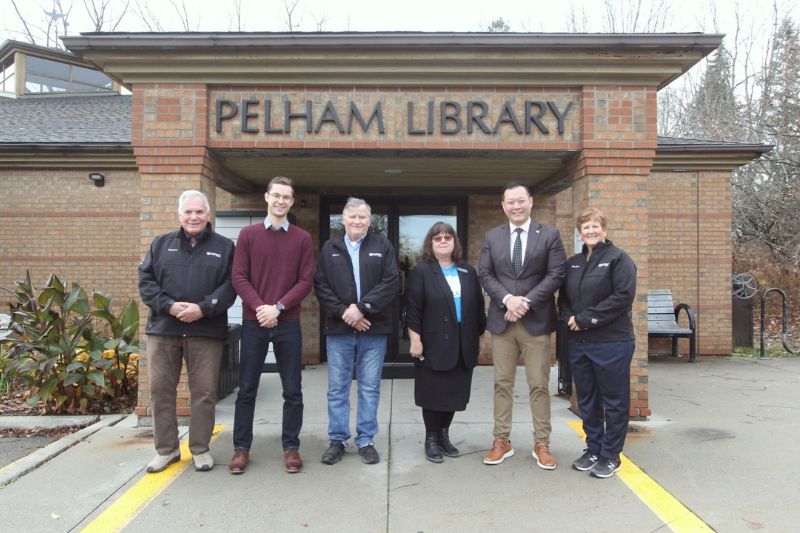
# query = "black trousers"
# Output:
<box><xmin>568</xmin><ymin>339</ymin><xmax>635</xmax><ymax>461</ymax></box>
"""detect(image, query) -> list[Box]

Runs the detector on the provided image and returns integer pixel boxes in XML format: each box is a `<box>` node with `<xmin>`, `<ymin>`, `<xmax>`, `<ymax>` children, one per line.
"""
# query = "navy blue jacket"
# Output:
<box><xmin>314</xmin><ymin>232</ymin><xmax>399</xmax><ymax>336</ymax></box>
<box><xmin>558</xmin><ymin>240</ymin><xmax>636</xmax><ymax>342</ymax></box>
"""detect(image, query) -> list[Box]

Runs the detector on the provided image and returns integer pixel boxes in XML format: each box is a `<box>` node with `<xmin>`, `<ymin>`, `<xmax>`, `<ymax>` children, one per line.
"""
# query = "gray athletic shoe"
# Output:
<box><xmin>146</xmin><ymin>449</ymin><xmax>180</xmax><ymax>473</ymax></box>
<box><xmin>572</xmin><ymin>450</ymin><xmax>599</xmax><ymax>471</ymax></box>
<box><xmin>590</xmin><ymin>457</ymin><xmax>622</xmax><ymax>478</ymax></box>
<box><xmin>192</xmin><ymin>452</ymin><xmax>214</xmax><ymax>472</ymax></box>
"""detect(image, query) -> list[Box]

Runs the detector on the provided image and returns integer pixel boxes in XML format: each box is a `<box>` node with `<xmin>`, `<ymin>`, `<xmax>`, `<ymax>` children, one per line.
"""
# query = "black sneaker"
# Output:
<box><xmin>590</xmin><ymin>457</ymin><xmax>621</xmax><ymax>478</ymax></box>
<box><xmin>358</xmin><ymin>444</ymin><xmax>380</xmax><ymax>464</ymax></box>
<box><xmin>572</xmin><ymin>450</ymin><xmax>599</xmax><ymax>471</ymax></box>
<box><xmin>321</xmin><ymin>442</ymin><xmax>346</xmax><ymax>465</ymax></box>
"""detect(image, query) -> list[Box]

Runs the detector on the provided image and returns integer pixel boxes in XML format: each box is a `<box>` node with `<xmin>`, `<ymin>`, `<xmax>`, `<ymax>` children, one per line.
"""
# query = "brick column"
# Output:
<box><xmin>698</xmin><ymin>170</ymin><xmax>733</xmax><ymax>354</ymax></box>
<box><xmin>568</xmin><ymin>85</ymin><xmax>657</xmax><ymax>419</ymax></box>
<box><xmin>132</xmin><ymin>83</ymin><xmax>222</xmax><ymax>421</ymax></box>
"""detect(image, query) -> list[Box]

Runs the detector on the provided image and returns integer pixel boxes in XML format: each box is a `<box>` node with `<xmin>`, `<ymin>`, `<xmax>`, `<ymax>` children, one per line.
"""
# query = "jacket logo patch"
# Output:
<box><xmin>332</xmin><ymin>253</ymin><xmax>341</xmax><ymax>257</ymax></box>
<box><xmin>598</xmin><ymin>262</ymin><xmax>610</xmax><ymax>268</ymax></box>
<box><xmin>457</xmin><ymin>267</ymin><xmax>468</xmax><ymax>273</ymax></box>
<box><xmin>369</xmin><ymin>252</ymin><xmax>382</xmax><ymax>257</ymax></box>
<box><xmin>571</xmin><ymin>264</ymin><xmax>582</xmax><ymax>268</ymax></box>
<box><xmin>591</xmin><ymin>318</ymin><xmax>598</xmax><ymax>324</ymax></box>
<box><xmin>167</xmin><ymin>248</ymin><xmax>178</xmax><ymax>252</ymax></box>
<box><xmin>206</xmin><ymin>251</ymin><xmax>222</xmax><ymax>258</ymax></box>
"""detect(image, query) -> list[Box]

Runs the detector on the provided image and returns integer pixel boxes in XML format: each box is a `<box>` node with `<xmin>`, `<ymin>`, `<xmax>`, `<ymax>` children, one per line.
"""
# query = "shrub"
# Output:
<box><xmin>1</xmin><ymin>272</ymin><xmax>139</xmax><ymax>414</ymax></box>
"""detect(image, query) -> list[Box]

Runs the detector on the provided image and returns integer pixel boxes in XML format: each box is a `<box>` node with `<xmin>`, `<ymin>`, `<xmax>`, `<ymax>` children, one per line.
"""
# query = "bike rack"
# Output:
<box><xmin>759</xmin><ymin>288</ymin><xmax>800</xmax><ymax>359</ymax></box>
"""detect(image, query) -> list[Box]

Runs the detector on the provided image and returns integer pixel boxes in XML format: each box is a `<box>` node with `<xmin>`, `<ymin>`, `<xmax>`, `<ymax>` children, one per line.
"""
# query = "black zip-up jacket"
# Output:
<box><xmin>558</xmin><ymin>239</ymin><xmax>637</xmax><ymax>342</ymax></box>
<box><xmin>314</xmin><ymin>232</ymin><xmax>400</xmax><ymax>336</ymax></box>
<box><xmin>139</xmin><ymin>225</ymin><xmax>236</xmax><ymax>340</ymax></box>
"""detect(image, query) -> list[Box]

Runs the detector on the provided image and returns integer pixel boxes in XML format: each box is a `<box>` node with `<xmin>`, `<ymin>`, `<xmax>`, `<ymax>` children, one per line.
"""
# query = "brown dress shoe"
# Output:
<box><xmin>533</xmin><ymin>442</ymin><xmax>557</xmax><ymax>470</ymax></box>
<box><xmin>284</xmin><ymin>449</ymin><xmax>303</xmax><ymax>473</ymax></box>
<box><xmin>483</xmin><ymin>437</ymin><xmax>514</xmax><ymax>465</ymax></box>
<box><xmin>228</xmin><ymin>450</ymin><xmax>249</xmax><ymax>474</ymax></box>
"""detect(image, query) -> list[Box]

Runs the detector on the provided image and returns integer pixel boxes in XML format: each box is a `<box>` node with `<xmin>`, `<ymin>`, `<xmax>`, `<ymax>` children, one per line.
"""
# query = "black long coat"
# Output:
<box><xmin>405</xmin><ymin>260</ymin><xmax>487</xmax><ymax>371</ymax></box>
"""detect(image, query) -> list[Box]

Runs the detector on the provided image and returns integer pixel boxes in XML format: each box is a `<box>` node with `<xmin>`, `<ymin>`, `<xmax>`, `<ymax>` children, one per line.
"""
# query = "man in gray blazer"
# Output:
<box><xmin>478</xmin><ymin>181</ymin><xmax>566</xmax><ymax>469</ymax></box>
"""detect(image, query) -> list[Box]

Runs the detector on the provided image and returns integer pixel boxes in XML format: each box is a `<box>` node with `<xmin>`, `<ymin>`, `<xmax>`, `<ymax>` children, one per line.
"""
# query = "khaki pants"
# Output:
<box><xmin>491</xmin><ymin>321</ymin><xmax>552</xmax><ymax>443</ymax></box>
<box><xmin>148</xmin><ymin>335</ymin><xmax>223</xmax><ymax>456</ymax></box>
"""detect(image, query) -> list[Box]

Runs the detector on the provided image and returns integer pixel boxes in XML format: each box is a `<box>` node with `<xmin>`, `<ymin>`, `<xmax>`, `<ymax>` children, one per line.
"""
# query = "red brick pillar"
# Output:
<box><xmin>567</xmin><ymin>85</ymin><xmax>657</xmax><ymax>419</ymax></box>
<box><xmin>131</xmin><ymin>83</ymin><xmax>221</xmax><ymax>422</ymax></box>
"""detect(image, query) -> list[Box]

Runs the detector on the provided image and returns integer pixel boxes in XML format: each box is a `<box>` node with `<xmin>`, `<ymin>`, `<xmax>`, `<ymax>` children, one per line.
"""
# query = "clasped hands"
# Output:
<box><xmin>342</xmin><ymin>304</ymin><xmax>371</xmax><ymax>332</ymax></box>
<box><xmin>256</xmin><ymin>304</ymin><xmax>280</xmax><ymax>328</ymax></box>
<box><xmin>169</xmin><ymin>302</ymin><xmax>203</xmax><ymax>323</ymax></box>
<box><xmin>504</xmin><ymin>295</ymin><xmax>531</xmax><ymax>322</ymax></box>
<box><xmin>567</xmin><ymin>315</ymin><xmax>583</xmax><ymax>332</ymax></box>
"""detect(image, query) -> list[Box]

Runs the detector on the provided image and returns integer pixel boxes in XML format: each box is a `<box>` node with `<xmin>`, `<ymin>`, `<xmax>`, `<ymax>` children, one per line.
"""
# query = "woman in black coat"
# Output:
<box><xmin>558</xmin><ymin>207</ymin><xmax>637</xmax><ymax>479</ymax></box>
<box><xmin>406</xmin><ymin>222</ymin><xmax>487</xmax><ymax>463</ymax></box>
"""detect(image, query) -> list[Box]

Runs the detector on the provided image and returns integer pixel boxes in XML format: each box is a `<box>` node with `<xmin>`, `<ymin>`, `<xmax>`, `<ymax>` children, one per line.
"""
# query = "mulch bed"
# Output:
<box><xmin>0</xmin><ymin>420</ymin><xmax>97</xmax><ymax>439</ymax></box>
<box><xmin>0</xmin><ymin>390</ymin><xmax>135</xmax><ymax>439</ymax></box>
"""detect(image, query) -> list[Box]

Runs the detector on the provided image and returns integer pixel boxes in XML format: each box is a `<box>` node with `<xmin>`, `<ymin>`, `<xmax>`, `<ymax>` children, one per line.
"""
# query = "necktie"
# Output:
<box><xmin>512</xmin><ymin>227</ymin><xmax>523</xmax><ymax>276</ymax></box>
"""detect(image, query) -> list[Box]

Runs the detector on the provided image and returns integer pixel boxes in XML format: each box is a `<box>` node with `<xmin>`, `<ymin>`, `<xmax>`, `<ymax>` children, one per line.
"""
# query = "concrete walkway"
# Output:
<box><xmin>0</xmin><ymin>356</ymin><xmax>798</xmax><ymax>532</ymax></box>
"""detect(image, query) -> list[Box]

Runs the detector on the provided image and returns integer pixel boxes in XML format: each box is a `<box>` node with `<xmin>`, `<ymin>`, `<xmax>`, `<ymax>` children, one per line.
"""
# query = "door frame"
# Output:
<box><xmin>318</xmin><ymin>195</ymin><xmax>469</xmax><ymax>378</ymax></box>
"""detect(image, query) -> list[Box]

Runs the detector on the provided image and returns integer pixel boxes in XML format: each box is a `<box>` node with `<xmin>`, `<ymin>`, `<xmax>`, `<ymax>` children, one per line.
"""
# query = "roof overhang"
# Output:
<box><xmin>61</xmin><ymin>32</ymin><xmax>723</xmax><ymax>89</ymax></box>
<box><xmin>654</xmin><ymin>140</ymin><xmax>772</xmax><ymax>171</ymax></box>
<box><xmin>0</xmin><ymin>144</ymin><xmax>135</xmax><ymax>169</ymax></box>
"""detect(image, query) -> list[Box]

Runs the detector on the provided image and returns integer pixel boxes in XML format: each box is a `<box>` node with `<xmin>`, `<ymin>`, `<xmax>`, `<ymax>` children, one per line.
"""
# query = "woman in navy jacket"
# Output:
<box><xmin>558</xmin><ymin>208</ymin><xmax>637</xmax><ymax>479</ymax></box>
<box><xmin>406</xmin><ymin>222</ymin><xmax>486</xmax><ymax>463</ymax></box>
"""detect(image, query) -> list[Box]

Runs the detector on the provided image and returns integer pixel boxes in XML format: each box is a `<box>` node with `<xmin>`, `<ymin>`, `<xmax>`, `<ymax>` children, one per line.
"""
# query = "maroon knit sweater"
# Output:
<box><xmin>232</xmin><ymin>222</ymin><xmax>314</xmax><ymax>321</ymax></box>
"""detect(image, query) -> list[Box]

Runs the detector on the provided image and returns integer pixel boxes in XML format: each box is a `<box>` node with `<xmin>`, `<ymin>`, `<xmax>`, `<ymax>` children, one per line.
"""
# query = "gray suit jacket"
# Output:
<box><xmin>478</xmin><ymin>220</ymin><xmax>566</xmax><ymax>336</ymax></box>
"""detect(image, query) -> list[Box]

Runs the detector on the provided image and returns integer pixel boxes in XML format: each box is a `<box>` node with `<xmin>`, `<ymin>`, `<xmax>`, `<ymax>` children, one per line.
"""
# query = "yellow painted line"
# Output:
<box><xmin>81</xmin><ymin>424</ymin><xmax>227</xmax><ymax>533</ymax></box>
<box><xmin>568</xmin><ymin>421</ymin><xmax>712</xmax><ymax>532</ymax></box>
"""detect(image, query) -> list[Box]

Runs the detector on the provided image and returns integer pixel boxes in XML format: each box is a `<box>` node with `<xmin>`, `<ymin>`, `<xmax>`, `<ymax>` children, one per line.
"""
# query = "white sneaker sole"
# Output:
<box><xmin>590</xmin><ymin>463</ymin><xmax>622</xmax><ymax>478</ymax></box>
<box><xmin>483</xmin><ymin>448</ymin><xmax>514</xmax><ymax>465</ymax></box>
<box><xmin>532</xmin><ymin>450</ymin><xmax>557</xmax><ymax>470</ymax></box>
<box><xmin>146</xmin><ymin>452</ymin><xmax>180</xmax><ymax>473</ymax></box>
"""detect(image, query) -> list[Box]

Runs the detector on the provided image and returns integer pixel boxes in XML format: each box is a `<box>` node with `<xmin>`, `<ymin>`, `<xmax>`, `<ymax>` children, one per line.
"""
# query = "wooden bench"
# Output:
<box><xmin>648</xmin><ymin>289</ymin><xmax>697</xmax><ymax>362</ymax></box>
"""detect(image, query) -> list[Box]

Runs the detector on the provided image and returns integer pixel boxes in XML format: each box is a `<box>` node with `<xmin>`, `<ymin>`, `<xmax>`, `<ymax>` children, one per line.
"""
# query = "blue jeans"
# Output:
<box><xmin>234</xmin><ymin>319</ymin><xmax>302</xmax><ymax>451</ymax></box>
<box><xmin>568</xmin><ymin>339</ymin><xmax>635</xmax><ymax>461</ymax></box>
<box><xmin>326</xmin><ymin>333</ymin><xmax>387</xmax><ymax>448</ymax></box>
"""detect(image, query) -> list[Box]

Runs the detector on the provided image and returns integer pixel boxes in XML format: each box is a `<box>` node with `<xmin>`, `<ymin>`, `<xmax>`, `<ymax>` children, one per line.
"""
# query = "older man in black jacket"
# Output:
<box><xmin>139</xmin><ymin>190</ymin><xmax>236</xmax><ymax>473</ymax></box>
<box><xmin>314</xmin><ymin>197</ymin><xmax>399</xmax><ymax>466</ymax></box>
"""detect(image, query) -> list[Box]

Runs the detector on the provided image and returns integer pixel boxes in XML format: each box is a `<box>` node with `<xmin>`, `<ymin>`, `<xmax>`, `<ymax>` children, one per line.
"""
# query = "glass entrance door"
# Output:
<box><xmin>320</xmin><ymin>196</ymin><xmax>466</xmax><ymax>378</ymax></box>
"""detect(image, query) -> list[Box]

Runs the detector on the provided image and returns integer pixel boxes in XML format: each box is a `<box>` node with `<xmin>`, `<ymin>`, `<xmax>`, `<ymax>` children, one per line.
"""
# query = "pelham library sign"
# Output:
<box><xmin>211</xmin><ymin>90</ymin><xmax>579</xmax><ymax>141</ymax></box>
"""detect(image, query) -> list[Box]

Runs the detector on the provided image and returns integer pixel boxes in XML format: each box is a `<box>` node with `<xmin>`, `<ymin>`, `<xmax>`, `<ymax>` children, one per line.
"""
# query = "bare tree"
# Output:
<box><xmin>83</xmin><ymin>0</ymin><xmax>131</xmax><ymax>31</ymax></box>
<box><xmin>601</xmin><ymin>0</ymin><xmax>671</xmax><ymax>33</ymax></box>
<box><xmin>310</xmin><ymin>9</ymin><xmax>328</xmax><ymax>32</ymax></box>
<box><xmin>228</xmin><ymin>0</ymin><xmax>244</xmax><ymax>32</ymax></box>
<box><xmin>283</xmin><ymin>0</ymin><xmax>301</xmax><ymax>32</ymax></box>
<box><xmin>133</xmin><ymin>0</ymin><xmax>164</xmax><ymax>31</ymax></box>
<box><xmin>170</xmin><ymin>0</ymin><xmax>197</xmax><ymax>32</ymax></box>
<box><xmin>9</xmin><ymin>0</ymin><xmax>38</xmax><ymax>43</ymax></box>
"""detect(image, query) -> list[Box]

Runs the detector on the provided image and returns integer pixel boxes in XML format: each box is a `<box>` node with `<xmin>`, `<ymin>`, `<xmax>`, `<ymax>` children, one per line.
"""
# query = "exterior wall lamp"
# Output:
<box><xmin>88</xmin><ymin>172</ymin><xmax>105</xmax><ymax>187</ymax></box>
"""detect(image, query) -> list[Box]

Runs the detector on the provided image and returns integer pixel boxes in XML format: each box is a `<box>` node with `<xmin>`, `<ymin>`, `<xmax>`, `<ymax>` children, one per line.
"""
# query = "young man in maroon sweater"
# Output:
<box><xmin>228</xmin><ymin>176</ymin><xmax>314</xmax><ymax>475</ymax></box>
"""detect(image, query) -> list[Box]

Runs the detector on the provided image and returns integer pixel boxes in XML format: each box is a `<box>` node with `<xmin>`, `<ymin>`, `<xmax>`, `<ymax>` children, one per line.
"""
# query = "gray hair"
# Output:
<box><xmin>343</xmin><ymin>197</ymin><xmax>371</xmax><ymax>216</ymax></box>
<box><xmin>178</xmin><ymin>190</ymin><xmax>211</xmax><ymax>214</ymax></box>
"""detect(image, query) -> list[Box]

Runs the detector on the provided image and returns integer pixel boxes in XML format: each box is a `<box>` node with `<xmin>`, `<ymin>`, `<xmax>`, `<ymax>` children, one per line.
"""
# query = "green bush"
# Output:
<box><xmin>1</xmin><ymin>272</ymin><xmax>139</xmax><ymax>414</ymax></box>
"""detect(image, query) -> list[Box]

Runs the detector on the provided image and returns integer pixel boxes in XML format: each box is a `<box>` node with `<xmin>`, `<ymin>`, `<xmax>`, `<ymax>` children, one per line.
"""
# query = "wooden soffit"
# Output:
<box><xmin>62</xmin><ymin>32</ymin><xmax>723</xmax><ymax>89</ymax></box>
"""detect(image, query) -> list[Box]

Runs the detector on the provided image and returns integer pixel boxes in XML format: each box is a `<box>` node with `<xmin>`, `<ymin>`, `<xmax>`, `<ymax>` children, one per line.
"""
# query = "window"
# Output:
<box><xmin>24</xmin><ymin>55</ymin><xmax>113</xmax><ymax>94</ymax></box>
<box><xmin>0</xmin><ymin>56</ymin><xmax>15</xmax><ymax>93</ymax></box>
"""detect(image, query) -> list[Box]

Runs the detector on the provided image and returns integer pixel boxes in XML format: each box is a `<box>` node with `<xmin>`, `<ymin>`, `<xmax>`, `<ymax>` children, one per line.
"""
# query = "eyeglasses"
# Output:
<box><xmin>432</xmin><ymin>234</ymin><xmax>454</xmax><ymax>243</ymax></box>
<box><xmin>268</xmin><ymin>193</ymin><xmax>293</xmax><ymax>202</ymax></box>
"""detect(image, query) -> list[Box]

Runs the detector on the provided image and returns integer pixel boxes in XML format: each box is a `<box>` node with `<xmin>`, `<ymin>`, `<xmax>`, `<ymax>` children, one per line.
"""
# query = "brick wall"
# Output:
<box><xmin>0</xmin><ymin>168</ymin><xmax>140</xmax><ymax>308</ymax></box>
<box><xmin>648</xmin><ymin>170</ymin><xmax>732</xmax><ymax>355</ymax></box>
<box><xmin>568</xmin><ymin>85</ymin><xmax>657</xmax><ymax>418</ymax></box>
